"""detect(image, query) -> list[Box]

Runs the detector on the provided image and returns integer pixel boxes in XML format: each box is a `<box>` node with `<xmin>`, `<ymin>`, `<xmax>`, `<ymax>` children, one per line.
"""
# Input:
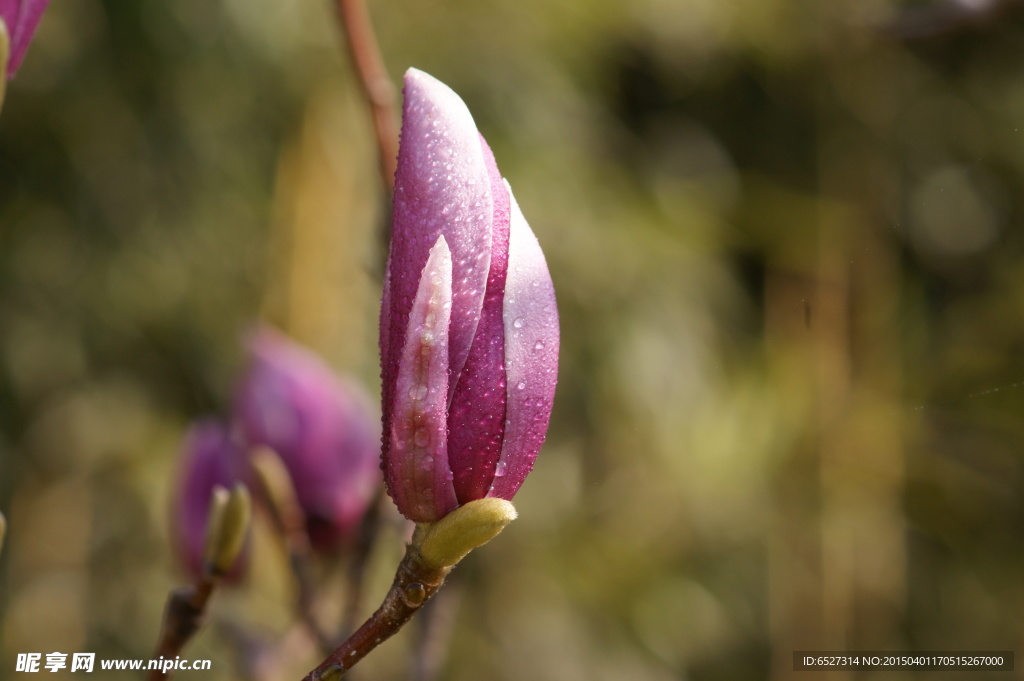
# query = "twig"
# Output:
<box><xmin>147</xmin><ymin>580</ymin><xmax>218</xmax><ymax>681</ymax></box>
<box><xmin>333</xmin><ymin>0</ymin><xmax>399</xmax><ymax>193</ymax></box>
<box><xmin>292</xmin><ymin>549</ymin><xmax>335</xmax><ymax>653</ymax></box>
<box><xmin>149</xmin><ymin>485</ymin><xmax>250</xmax><ymax>681</ymax></box>
<box><xmin>250</xmin><ymin>447</ymin><xmax>335</xmax><ymax>652</ymax></box>
<box><xmin>302</xmin><ymin>534</ymin><xmax>450</xmax><ymax>681</ymax></box>
<box><xmin>339</xmin><ymin>486</ymin><xmax>387</xmax><ymax>639</ymax></box>
<box><xmin>300</xmin><ymin>498</ymin><xmax>517</xmax><ymax>680</ymax></box>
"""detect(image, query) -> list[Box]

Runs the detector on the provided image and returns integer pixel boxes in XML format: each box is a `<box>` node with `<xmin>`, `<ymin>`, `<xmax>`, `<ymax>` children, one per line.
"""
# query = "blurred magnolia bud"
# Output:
<box><xmin>0</xmin><ymin>510</ymin><xmax>6</xmax><ymax>557</ymax></box>
<box><xmin>380</xmin><ymin>69</ymin><xmax>559</xmax><ymax>523</ymax></box>
<box><xmin>206</xmin><ymin>484</ymin><xmax>251</xmax><ymax>577</ymax></box>
<box><xmin>1</xmin><ymin>0</ymin><xmax>51</xmax><ymax>79</ymax></box>
<box><xmin>233</xmin><ymin>327</ymin><xmax>381</xmax><ymax>553</ymax></box>
<box><xmin>174</xmin><ymin>420</ymin><xmax>249</xmax><ymax>581</ymax></box>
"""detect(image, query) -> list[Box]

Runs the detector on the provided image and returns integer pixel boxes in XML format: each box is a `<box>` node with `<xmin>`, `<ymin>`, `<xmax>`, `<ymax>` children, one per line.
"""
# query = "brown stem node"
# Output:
<box><xmin>301</xmin><ymin>541</ymin><xmax>449</xmax><ymax>681</ymax></box>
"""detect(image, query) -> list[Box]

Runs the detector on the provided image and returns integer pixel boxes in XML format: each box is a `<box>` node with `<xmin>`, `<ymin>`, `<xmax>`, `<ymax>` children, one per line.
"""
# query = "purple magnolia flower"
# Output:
<box><xmin>0</xmin><ymin>0</ymin><xmax>50</xmax><ymax>78</ymax></box>
<box><xmin>174</xmin><ymin>419</ymin><xmax>248</xmax><ymax>581</ymax></box>
<box><xmin>380</xmin><ymin>69</ymin><xmax>559</xmax><ymax>524</ymax></box>
<box><xmin>234</xmin><ymin>327</ymin><xmax>381</xmax><ymax>551</ymax></box>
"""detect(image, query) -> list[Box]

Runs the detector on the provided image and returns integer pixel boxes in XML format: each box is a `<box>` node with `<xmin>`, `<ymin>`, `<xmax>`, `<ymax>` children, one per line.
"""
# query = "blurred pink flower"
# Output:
<box><xmin>380</xmin><ymin>68</ymin><xmax>559</xmax><ymax>523</ymax></box>
<box><xmin>1</xmin><ymin>0</ymin><xmax>51</xmax><ymax>78</ymax></box>
<box><xmin>173</xmin><ymin>419</ymin><xmax>249</xmax><ymax>581</ymax></box>
<box><xmin>233</xmin><ymin>327</ymin><xmax>381</xmax><ymax>552</ymax></box>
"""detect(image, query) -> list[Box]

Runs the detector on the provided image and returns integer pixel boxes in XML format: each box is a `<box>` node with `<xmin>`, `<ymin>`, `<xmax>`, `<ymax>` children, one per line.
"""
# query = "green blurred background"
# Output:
<box><xmin>3</xmin><ymin>0</ymin><xmax>1024</xmax><ymax>679</ymax></box>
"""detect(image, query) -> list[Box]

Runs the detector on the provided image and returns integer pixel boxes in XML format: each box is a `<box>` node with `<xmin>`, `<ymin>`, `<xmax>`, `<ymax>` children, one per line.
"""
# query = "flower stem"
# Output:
<box><xmin>339</xmin><ymin>487</ymin><xmax>387</xmax><ymax>639</ymax></box>
<box><xmin>149</xmin><ymin>485</ymin><xmax>249</xmax><ymax>681</ymax></box>
<box><xmin>333</xmin><ymin>0</ymin><xmax>399</xmax><ymax>194</ymax></box>
<box><xmin>251</xmin><ymin>447</ymin><xmax>334</xmax><ymax>651</ymax></box>
<box><xmin>301</xmin><ymin>532</ymin><xmax>450</xmax><ymax>681</ymax></box>
<box><xmin>147</xmin><ymin>577</ymin><xmax>218</xmax><ymax>681</ymax></box>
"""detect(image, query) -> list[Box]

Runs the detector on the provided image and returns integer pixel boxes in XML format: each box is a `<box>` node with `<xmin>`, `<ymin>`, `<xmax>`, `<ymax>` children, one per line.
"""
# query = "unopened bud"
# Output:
<box><xmin>201</xmin><ymin>486</ymin><xmax>230</xmax><ymax>569</ymax></box>
<box><xmin>250</xmin><ymin>445</ymin><xmax>304</xmax><ymax>536</ymax></box>
<box><xmin>176</xmin><ymin>420</ymin><xmax>249</xmax><ymax>581</ymax></box>
<box><xmin>234</xmin><ymin>327</ymin><xmax>381</xmax><ymax>553</ymax></box>
<box><xmin>417</xmin><ymin>498</ymin><xmax>517</xmax><ymax>570</ymax></box>
<box><xmin>209</xmin><ymin>484</ymin><xmax>251</xmax><ymax>576</ymax></box>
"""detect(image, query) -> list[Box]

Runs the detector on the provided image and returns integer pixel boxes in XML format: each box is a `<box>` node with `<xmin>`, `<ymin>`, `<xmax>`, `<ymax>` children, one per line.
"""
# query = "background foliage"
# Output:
<box><xmin>3</xmin><ymin>1</ymin><xmax>1024</xmax><ymax>679</ymax></box>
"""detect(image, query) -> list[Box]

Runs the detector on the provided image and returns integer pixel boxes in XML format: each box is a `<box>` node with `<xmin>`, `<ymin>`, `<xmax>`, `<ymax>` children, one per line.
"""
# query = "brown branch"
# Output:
<box><xmin>339</xmin><ymin>486</ymin><xmax>387</xmax><ymax>639</ymax></box>
<box><xmin>301</xmin><ymin>538</ymin><xmax>450</xmax><ymax>681</ymax></box>
<box><xmin>333</xmin><ymin>0</ymin><xmax>399</xmax><ymax>194</ymax></box>
<box><xmin>147</xmin><ymin>578</ymin><xmax>218</xmax><ymax>681</ymax></box>
<box><xmin>292</xmin><ymin>550</ymin><xmax>335</xmax><ymax>652</ymax></box>
<box><xmin>250</xmin><ymin>447</ymin><xmax>335</xmax><ymax>652</ymax></box>
<box><xmin>149</xmin><ymin>485</ymin><xmax>249</xmax><ymax>681</ymax></box>
<box><xmin>301</xmin><ymin>499</ymin><xmax>516</xmax><ymax>680</ymax></box>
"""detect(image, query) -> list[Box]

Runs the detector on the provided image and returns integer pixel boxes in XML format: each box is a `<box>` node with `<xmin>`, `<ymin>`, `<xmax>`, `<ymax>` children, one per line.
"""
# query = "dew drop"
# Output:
<box><xmin>534</xmin><ymin>341</ymin><xmax>545</xmax><ymax>351</ymax></box>
<box><xmin>408</xmin><ymin>385</ymin><xmax>429</xmax><ymax>401</ymax></box>
<box><xmin>494</xmin><ymin>461</ymin><xmax>508</xmax><ymax>477</ymax></box>
<box><xmin>517</xmin><ymin>381</ymin><xmax>527</xmax><ymax>390</ymax></box>
<box><xmin>513</xmin><ymin>318</ymin><xmax>525</xmax><ymax>329</ymax></box>
<box><xmin>414</xmin><ymin>428</ymin><xmax>431</xmax><ymax>447</ymax></box>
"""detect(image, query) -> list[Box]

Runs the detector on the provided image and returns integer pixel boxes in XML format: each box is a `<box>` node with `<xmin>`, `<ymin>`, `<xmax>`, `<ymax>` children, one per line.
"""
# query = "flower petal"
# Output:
<box><xmin>1</xmin><ymin>0</ymin><xmax>51</xmax><ymax>78</ymax></box>
<box><xmin>385</xmin><ymin>235</ymin><xmax>458</xmax><ymax>522</ymax></box>
<box><xmin>446</xmin><ymin>135</ymin><xmax>511</xmax><ymax>503</ymax></box>
<box><xmin>235</xmin><ymin>327</ymin><xmax>381</xmax><ymax>549</ymax></box>
<box><xmin>383</xmin><ymin>68</ymin><xmax>493</xmax><ymax>445</ymax></box>
<box><xmin>175</xmin><ymin>420</ymin><xmax>248</xmax><ymax>581</ymax></box>
<box><xmin>489</xmin><ymin>182</ymin><xmax>559</xmax><ymax>501</ymax></box>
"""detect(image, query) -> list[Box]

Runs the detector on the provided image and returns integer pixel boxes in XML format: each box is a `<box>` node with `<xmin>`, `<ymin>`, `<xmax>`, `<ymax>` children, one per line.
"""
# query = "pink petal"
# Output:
<box><xmin>1</xmin><ymin>0</ymin><xmax>51</xmax><ymax>78</ymax></box>
<box><xmin>385</xmin><ymin>236</ymin><xmax>458</xmax><ymax>522</ymax></box>
<box><xmin>174</xmin><ymin>420</ymin><xmax>249</xmax><ymax>581</ymax></box>
<box><xmin>446</xmin><ymin>135</ymin><xmax>511</xmax><ymax>503</ymax></box>
<box><xmin>236</xmin><ymin>327</ymin><xmax>381</xmax><ymax>549</ymax></box>
<box><xmin>488</xmin><ymin>183</ymin><xmax>559</xmax><ymax>500</ymax></box>
<box><xmin>383</xmin><ymin>68</ymin><xmax>494</xmax><ymax>445</ymax></box>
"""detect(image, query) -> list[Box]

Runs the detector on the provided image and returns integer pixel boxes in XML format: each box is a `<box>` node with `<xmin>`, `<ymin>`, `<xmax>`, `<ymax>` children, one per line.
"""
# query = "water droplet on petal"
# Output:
<box><xmin>414</xmin><ymin>428</ymin><xmax>431</xmax><ymax>448</ymax></box>
<box><xmin>517</xmin><ymin>381</ymin><xmax>527</xmax><ymax>390</ymax></box>
<box><xmin>494</xmin><ymin>461</ymin><xmax>508</xmax><ymax>477</ymax></box>
<box><xmin>534</xmin><ymin>341</ymin><xmax>545</xmax><ymax>351</ymax></box>
<box><xmin>513</xmin><ymin>318</ymin><xmax>525</xmax><ymax>329</ymax></box>
<box><xmin>408</xmin><ymin>385</ymin><xmax>429</xmax><ymax>401</ymax></box>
